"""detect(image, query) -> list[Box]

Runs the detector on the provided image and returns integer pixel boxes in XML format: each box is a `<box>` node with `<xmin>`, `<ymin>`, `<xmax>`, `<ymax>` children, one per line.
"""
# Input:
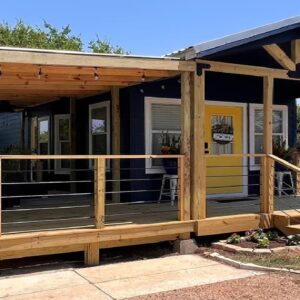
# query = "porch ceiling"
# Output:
<box><xmin>0</xmin><ymin>47</ymin><xmax>194</xmax><ymax>108</ymax></box>
<box><xmin>0</xmin><ymin>63</ymin><xmax>180</xmax><ymax>108</ymax></box>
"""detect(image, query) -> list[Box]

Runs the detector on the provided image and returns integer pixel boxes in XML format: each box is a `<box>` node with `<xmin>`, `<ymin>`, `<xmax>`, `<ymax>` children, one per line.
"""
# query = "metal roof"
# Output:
<box><xmin>167</xmin><ymin>16</ymin><xmax>300</xmax><ymax>60</ymax></box>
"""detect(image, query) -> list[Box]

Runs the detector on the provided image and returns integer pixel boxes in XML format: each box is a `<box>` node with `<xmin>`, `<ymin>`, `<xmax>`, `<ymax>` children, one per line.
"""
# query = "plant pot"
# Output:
<box><xmin>162</xmin><ymin>158</ymin><xmax>178</xmax><ymax>175</ymax></box>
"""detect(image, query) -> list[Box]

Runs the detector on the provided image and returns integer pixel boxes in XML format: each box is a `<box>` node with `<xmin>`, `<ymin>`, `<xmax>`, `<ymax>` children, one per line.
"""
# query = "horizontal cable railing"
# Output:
<box><xmin>0</xmin><ymin>154</ymin><xmax>186</xmax><ymax>235</ymax></box>
<box><xmin>268</xmin><ymin>154</ymin><xmax>300</xmax><ymax>213</ymax></box>
<box><xmin>205</xmin><ymin>153</ymin><xmax>264</xmax><ymax>218</ymax></box>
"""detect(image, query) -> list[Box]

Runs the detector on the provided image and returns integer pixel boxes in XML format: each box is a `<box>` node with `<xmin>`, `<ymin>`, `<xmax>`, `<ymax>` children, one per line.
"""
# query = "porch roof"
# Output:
<box><xmin>0</xmin><ymin>47</ymin><xmax>194</xmax><ymax>108</ymax></box>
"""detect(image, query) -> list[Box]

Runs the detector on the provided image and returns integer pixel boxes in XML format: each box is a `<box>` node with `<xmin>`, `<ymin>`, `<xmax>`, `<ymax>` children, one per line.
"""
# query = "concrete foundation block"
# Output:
<box><xmin>174</xmin><ymin>239</ymin><xmax>199</xmax><ymax>255</ymax></box>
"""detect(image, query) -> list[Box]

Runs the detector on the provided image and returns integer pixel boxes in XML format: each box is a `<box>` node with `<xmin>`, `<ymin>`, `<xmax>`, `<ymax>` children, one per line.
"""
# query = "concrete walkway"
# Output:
<box><xmin>0</xmin><ymin>255</ymin><xmax>262</xmax><ymax>299</ymax></box>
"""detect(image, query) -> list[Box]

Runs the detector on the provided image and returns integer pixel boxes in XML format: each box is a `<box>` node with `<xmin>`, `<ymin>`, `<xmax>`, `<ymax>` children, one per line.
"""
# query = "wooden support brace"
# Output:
<box><xmin>84</xmin><ymin>243</ymin><xmax>100</xmax><ymax>266</ymax></box>
<box><xmin>95</xmin><ymin>158</ymin><xmax>105</xmax><ymax>229</ymax></box>
<box><xmin>263</xmin><ymin>44</ymin><xmax>296</xmax><ymax>71</ymax></box>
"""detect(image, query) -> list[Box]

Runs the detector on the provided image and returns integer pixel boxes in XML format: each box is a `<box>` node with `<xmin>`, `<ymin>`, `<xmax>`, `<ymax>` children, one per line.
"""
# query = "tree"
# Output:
<box><xmin>88</xmin><ymin>35</ymin><xmax>129</xmax><ymax>54</ymax></box>
<box><xmin>0</xmin><ymin>20</ymin><xmax>128</xmax><ymax>54</ymax></box>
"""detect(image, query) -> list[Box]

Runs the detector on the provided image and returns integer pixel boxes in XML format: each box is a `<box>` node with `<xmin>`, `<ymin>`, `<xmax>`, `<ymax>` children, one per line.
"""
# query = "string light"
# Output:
<box><xmin>141</xmin><ymin>73</ymin><xmax>146</xmax><ymax>82</ymax></box>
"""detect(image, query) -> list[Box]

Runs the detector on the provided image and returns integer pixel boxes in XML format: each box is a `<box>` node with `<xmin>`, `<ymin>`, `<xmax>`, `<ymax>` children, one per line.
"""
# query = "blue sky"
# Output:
<box><xmin>1</xmin><ymin>1</ymin><xmax>300</xmax><ymax>56</ymax></box>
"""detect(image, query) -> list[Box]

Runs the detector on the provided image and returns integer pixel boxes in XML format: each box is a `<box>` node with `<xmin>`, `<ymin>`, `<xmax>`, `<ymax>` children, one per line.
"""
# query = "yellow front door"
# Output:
<box><xmin>205</xmin><ymin>105</ymin><xmax>244</xmax><ymax>196</ymax></box>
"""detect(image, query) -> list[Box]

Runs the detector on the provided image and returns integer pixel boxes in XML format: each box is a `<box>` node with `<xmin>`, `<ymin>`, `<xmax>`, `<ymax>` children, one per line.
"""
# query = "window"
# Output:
<box><xmin>145</xmin><ymin>97</ymin><xmax>181</xmax><ymax>173</ymax></box>
<box><xmin>89</xmin><ymin>102</ymin><xmax>110</xmax><ymax>162</ymax></box>
<box><xmin>54</xmin><ymin>115</ymin><xmax>71</xmax><ymax>173</ymax></box>
<box><xmin>31</xmin><ymin>116</ymin><xmax>50</xmax><ymax>155</ymax></box>
<box><xmin>249</xmin><ymin>104</ymin><xmax>288</xmax><ymax>170</ymax></box>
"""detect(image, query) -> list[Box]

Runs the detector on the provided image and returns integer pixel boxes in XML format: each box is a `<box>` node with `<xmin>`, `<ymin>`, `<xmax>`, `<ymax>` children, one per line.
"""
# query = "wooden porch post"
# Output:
<box><xmin>70</xmin><ymin>97</ymin><xmax>77</xmax><ymax>193</ymax></box>
<box><xmin>261</xmin><ymin>76</ymin><xmax>274</xmax><ymax>214</ymax></box>
<box><xmin>191</xmin><ymin>69</ymin><xmax>206</xmax><ymax>220</ymax></box>
<box><xmin>111</xmin><ymin>87</ymin><xmax>120</xmax><ymax>203</ymax></box>
<box><xmin>180</xmin><ymin>72</ymin><xmax>191</xmax><ymax>222</ymax></box>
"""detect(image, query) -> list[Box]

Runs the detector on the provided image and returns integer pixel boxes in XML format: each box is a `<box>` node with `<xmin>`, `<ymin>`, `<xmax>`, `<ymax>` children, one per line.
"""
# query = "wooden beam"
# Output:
<box><xmin>0</xmin><ymin>159</ymin><xmax>1</xmax><ymax>237</ymax></box>
<box><xmin>0</xmin><ymin>50</ymin><xmax>195</xmax><ymax>71</ymax></box>
<box><xmin>190</xmin><ymin>71</ymin><xmax>206</xmax><ymax>220</ymax></box>
<box><xmin>111</xmin><ymin>87</ymin><xmax>120</xmax><ymax>203</ymax></box>
<box><xmin>180</xmin><ymin>72</ymin><xmax>191</xmax><ymax>222</ymax></box>
<box><xmin>196</xmin><ymin>214</ymin><xmax>261</xmax><ymax>236</ymax></box>
<box><xmin>95</xmin><ymin>158</ymin><xmax>105</xmax><ymax>228</ymax></box>
<box><xmin>195</xmin><ymin>59</ymin><xmax>293</xmax><ymax>80</ymax></box>
<box><xmin>261</xmin><ymin>76</ymin><xmax>274</xmax><ymax>214</ymax></box>
<box><xmin>263</xmin><ymin>44</ymin><xmax>296</xmax><ymax>71</ymax></box>
<box><xmin>291</xmin><ymin>39</ymin><xmax>300</xmax><ymax>64</ymax></box>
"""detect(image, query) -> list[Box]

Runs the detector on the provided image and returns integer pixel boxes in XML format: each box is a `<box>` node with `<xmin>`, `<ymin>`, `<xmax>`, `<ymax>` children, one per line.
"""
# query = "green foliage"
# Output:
<box><xmin>245</xmin><ymin>228</ymin><xmax>267</xmax><ymax>243</ymax></box>
<box><xmin>226</xmin><ymin>233</ymin><xmax>242</xmax><ymax>244</ymax></box>
<box><xmin>273</xmin><ymin>139</ymin><xmax>295</xmax><ymax>162</ymax></box>
<box><xmin>0</xmin><ymin>20</ymin><xmax>128</xmax><ymax>54</ymax></box>
<box><xmin>266</xmin><ymin>230</ymin><xmax>279</xmax><ymax>241</ymax></box>
<box><xmin>256</xmin><ymin>237</ymin><xmax>270</xmax><ymax>248</ymax></box>
<box><xmin>88</xmin><ymin>35</ymin><xmax>129</xmax><ymax>54</ymax></box>
<box><xmin>286</xmin><ymin>235</ymin><xmax>300</xmax><ymax>246</ymax></box>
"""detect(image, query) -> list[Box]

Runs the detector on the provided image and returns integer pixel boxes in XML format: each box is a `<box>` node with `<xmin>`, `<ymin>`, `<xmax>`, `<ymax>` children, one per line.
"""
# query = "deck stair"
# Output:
<box><xmin>273</xmin><ymin>210</ymin><xmax>300</xmax><ymax>235</ymax></box>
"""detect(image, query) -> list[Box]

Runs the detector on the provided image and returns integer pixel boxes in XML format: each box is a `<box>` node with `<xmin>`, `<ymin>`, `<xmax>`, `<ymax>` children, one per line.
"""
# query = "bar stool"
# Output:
<box><xmin>275</xmin><ymin>171</ymin><xmax>295</xmax><ymax>197</ymax></box>
<box><xmin>158</xmin><ymin>174</ymin><xmax>178</xmax><ymax>206</ymax></box>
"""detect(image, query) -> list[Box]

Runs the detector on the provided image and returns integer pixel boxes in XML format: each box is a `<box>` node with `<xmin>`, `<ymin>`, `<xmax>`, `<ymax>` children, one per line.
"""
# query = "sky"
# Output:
<box><xmin>1</xmin><ymin>1</ymin><xmax>300</xmax><ymax>56</ymax></box>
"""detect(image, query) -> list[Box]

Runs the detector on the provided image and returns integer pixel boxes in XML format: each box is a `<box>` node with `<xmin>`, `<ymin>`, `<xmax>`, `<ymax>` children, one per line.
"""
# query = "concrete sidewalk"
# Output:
<box><xmin>0</xmin><ymin>255</ymin><xmax>262</xmax><ymax>299</ymax></box>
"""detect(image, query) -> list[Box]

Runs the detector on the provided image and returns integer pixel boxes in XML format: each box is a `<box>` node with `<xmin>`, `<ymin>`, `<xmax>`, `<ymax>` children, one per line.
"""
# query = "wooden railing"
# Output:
<box><xmin>0</xmin><ymin>154</ymin><xmax>188</xmax><ymax>236</ymax></box>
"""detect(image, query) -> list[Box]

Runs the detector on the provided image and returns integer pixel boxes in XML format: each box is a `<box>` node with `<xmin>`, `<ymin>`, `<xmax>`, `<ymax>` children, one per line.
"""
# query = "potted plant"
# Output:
<box><xmin>160</xmin><ymin>131</ymin><xmax>181</xmax><ymax>175</ymax></box>
<box><xmin>273</xmin><ymin>139</ymin><xmax>295</xmax><ymax>171</ymax></box>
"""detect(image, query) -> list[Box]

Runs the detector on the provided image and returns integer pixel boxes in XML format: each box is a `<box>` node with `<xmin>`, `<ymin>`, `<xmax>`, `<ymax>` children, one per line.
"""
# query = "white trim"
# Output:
<box><xmin>37</xmin><ymin>116</ymin><xmax>50</xmax><ymax>155</ymax></box>
<box><xmin>144</xmin><ymin>97</ymin><xmax>181</xmax><ymax>174</ymax></box>
<box><xmin>54</xmin><ymin>114</ymin><xmax>70</xmax><ymax>174</ymax></box>
<box><xmin>205</xmin><ymin>101</ymin><xmax>248</xmax><ymax>198</ymax></box>
<box><xmin>89</xmin><ymin>101</ymin><xmax>111</xmax><ymax>168</ymax></box>
<box><xmin>249</xmin><ymin>103</ymin><xmax>288</xmax><ymax>171</ymax></box>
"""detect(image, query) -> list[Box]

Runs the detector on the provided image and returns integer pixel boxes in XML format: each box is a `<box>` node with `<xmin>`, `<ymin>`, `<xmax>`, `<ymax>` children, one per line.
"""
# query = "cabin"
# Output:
<box><xmin>1</xmin><ymin>16</ymin><xmax>300</xmax><ymax>265</ymax></box>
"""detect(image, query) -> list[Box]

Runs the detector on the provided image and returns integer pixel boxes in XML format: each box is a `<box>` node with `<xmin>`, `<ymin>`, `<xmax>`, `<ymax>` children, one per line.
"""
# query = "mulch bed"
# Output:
<box><xmin>238</xmin><ymin>239</ymin><xmax>286</xmax><ymax>249</ymax></box>
<box><xmin>129</xmin><ymin>273</ymin><xmax>300</xmax><ymax>300</ymax></box>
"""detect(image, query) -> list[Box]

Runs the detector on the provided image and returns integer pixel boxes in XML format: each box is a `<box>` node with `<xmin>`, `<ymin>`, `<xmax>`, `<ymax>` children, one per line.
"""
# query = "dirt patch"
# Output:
<box><xmin>128</xmin><ymin>273</ymin><xmax>300</xmax><ymax>300</ymax></box>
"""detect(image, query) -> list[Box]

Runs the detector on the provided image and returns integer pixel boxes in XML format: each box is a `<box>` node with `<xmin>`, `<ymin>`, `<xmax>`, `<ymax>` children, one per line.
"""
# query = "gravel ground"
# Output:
<box><xmin>129</xmin><ymin>273</ymin><xmax>300</xmax><ymax>300</ymax></box>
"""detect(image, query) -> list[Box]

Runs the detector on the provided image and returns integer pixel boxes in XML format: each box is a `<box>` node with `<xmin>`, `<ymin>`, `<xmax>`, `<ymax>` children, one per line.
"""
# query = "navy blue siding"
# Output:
<box><xmin>0</xmin><ymin>112</ymin><xmax>22</xmax><ymax>152</ymax></box>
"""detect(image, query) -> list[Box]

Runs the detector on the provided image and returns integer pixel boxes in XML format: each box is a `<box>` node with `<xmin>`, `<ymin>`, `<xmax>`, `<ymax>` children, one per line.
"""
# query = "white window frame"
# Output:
<box><xmin>54</xmin><ymin>114</ymin><xmax>70</xmax><ymax>174</ymax></box>
<box><xmin>249</xmin><ymin>103</ymin><xmax>288</xmax><ymax>170</ymax></box>
<box><xmin>145</xmin><ymin>97</ymin><xmax>181</xmax><ymax>174</ymax></box>
<box><xmin>89</xmin><ymin>101</ymin><xmax>110</xmax><ymax>168</ymax></box>
<box><xmin>37</xmin><ymin>116</ymin><xmax>50</xmax><ymax>155</ymax></box>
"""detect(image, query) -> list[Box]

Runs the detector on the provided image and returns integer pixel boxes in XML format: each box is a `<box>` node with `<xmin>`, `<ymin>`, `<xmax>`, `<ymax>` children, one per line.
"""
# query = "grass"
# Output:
<box><xmin>228</xmin><ymin>253</ymin><xmax>300</xmax><ymax>270</ymax></box>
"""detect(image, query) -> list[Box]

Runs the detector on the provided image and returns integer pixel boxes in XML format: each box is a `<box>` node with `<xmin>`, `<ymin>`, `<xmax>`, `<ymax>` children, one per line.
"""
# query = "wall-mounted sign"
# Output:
<box><xmin>212</xmin><ymin>121</ymin><xmax>234</xmax><ymax>145</ymax></box>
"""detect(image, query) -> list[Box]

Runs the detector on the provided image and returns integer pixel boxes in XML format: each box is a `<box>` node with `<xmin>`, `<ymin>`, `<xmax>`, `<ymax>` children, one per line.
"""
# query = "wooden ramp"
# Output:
<box><xmin>273</xmin><ymin>210</ymin><xmax>300</xmax><ymax>235</ymax></box>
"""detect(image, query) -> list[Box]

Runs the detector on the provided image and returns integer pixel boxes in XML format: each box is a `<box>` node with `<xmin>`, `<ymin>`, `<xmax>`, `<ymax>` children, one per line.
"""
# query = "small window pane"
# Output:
<box><xmin>59</xmin><ymin>119</ymin><xmax>69</xmax><ymax>140</ymax></box>
<box><xmin>254</xmin><ymin>110</ymin><xmax>263</xmax><ymax>133</ymax></box>
<box><xmin>152</xmin><ymin>104</ymin><xmax>180</xmax><ymax>131</ymax></box>
<box><xmin>254</xmin><ymin>135</ymin><xmax>263</xmax><ymax>153</ymax></box>
<box><xmin>39</xmin><ymin>120</ymin><xmax>49</xmax><ymax>143</ymax></box>
<box><xmin>92</xmin><ymin>134</ymin><xmax>107</xmax><ymax>155</ymax></box>
<box><xmin>92</xmin><ymin>107</ymin><xmax>106</xmax><ymax>134</ymax></box>
<box><xmin>273</xmin><ymin>110</ymin><xmax>283</xmax><ymax>134</ymax></box>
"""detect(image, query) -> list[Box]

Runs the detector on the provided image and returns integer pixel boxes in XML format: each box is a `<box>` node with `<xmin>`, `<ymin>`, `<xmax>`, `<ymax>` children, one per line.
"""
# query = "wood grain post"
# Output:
<box><xmin>261</xmin><ymin>76</ymin><xmax>274</xmax><ymax>214</ymax></box>
<box><xmin>0</xmin><ymin>159</ymin><xmax>2</xmax><ymax>236</ymax></box>
<box><xmin>191</xmin><ymin>70</ymin><xmax>206</xmax><ymax>220</ymax></box>
<box><xmin>111</xmin><ymin>87</ymin><xmax>121</xmax><ymax>203</ymax></box>
<box><xmin>84</xmin><ymin>242</ymin><xmax>100</xmax><ymax>266</ymax></box>
<box><xmin>294</xmin><ymin>152</ymin><xmax>300</xmax><ymax>196</ymax></box>
<box><xmin>70</xmin><ymin>97</ymin><xmax>77</xmax><ymax>193</ymax></box>
<box><xmin>94</xmin><ymin>158</ymin><xmax>105</xmax><ymax>229</ymax></box>
<box><xmin>180</xmin><ymin>72</ymin><xmax>191</xmax><ymax>222</ymax></box>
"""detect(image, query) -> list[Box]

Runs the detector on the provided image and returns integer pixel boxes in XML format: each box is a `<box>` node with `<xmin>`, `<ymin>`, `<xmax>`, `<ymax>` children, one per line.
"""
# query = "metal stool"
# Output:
<box><xmin>158</xmin><ymin>174</ymin><xmax>178</xmax><ymax>206</ymax></box>
<box><xmin>275</xmin><ymin>171</ymin><xmax>295</xmax><ymax>197</ymax></box>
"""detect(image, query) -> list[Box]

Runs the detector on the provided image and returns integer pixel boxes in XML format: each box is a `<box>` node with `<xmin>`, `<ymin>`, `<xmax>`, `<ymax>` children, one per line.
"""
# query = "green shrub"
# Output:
<box><xmin>256</xmin><ymin>237</ymin><xmax>270</xmax><ymax>248</ymax></box>
<box><xmin>286</xmin><ymin>235</ymin><xmax>300</xmax><ymax>246</ymax></box>
<box><xmin>266</xmin><ymin>230</ymin><xmax>279</xmax><ymax>241</ymax></box>
<box><xmin>226</xmin><ymin>233</ymin><xmax>242</xmax><ymax>244</ymax></box>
